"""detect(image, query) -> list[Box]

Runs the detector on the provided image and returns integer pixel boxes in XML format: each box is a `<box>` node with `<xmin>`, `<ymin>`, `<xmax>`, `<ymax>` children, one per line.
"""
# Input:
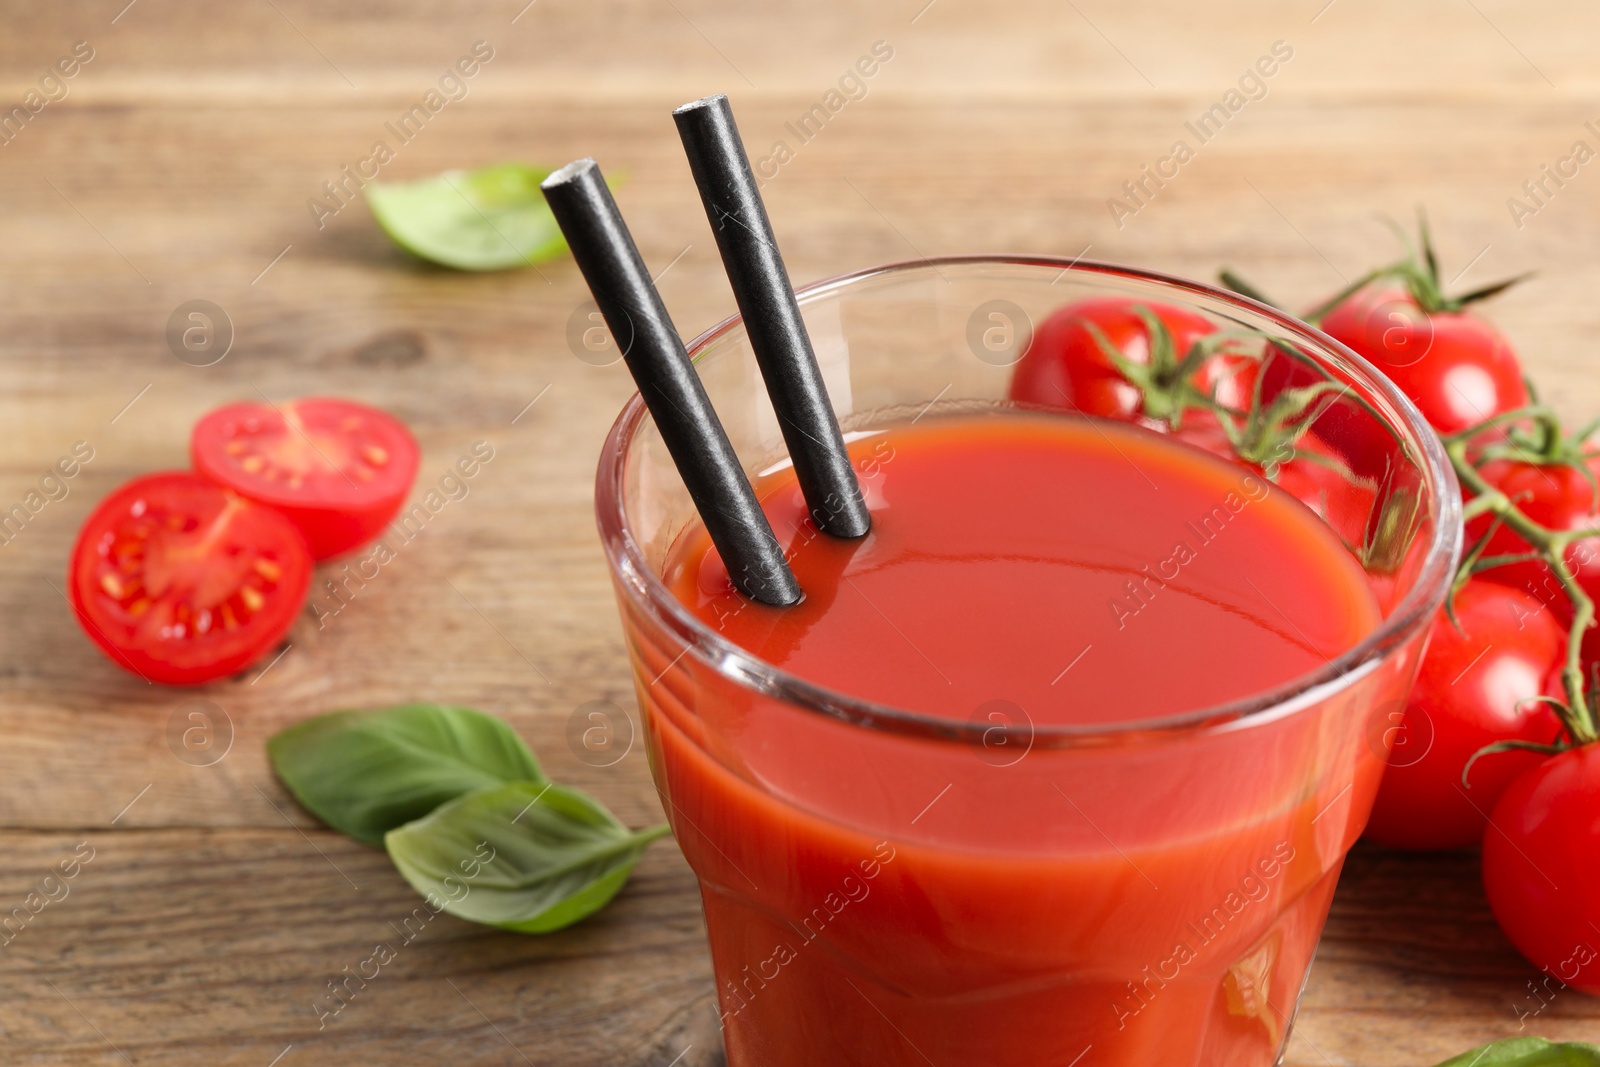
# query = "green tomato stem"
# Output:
<box><xmin>1440</xmin><ymin>404</ymin><xmax>1560</xmax><ymax>443</ymax></box>
<box><xmin>1301</xmin><ymin>266</ymin><xmax>1390</xmax><ymax>324</ymax></box>
<box><xmin>1446</xmin><ymin>438</ymin><xmax>1599</xmax><ymax>745</ymax></box>
<box><xmin>1459</xmin><ymin>494</ymin><xmax>1502</xmax><ymax>523</ymax></box>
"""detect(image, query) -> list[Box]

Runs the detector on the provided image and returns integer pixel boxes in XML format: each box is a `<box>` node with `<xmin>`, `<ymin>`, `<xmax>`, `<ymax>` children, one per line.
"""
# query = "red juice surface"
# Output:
<box><xmin>667</xmin><ymin>412</ymin><xmax>1377</xmax><ymax>725</ymax></box>
<box><xmin>630</xmin><ymin>411</ymin><xmax>1394</xmax><ymax>1067</ymax></box>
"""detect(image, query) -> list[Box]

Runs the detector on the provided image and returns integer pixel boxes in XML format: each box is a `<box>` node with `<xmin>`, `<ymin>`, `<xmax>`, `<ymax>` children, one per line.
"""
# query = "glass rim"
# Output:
<box><xmin>594</xmin><ymin>254</ymin><xmax>1463</xmax><ymax>747</ymax></box>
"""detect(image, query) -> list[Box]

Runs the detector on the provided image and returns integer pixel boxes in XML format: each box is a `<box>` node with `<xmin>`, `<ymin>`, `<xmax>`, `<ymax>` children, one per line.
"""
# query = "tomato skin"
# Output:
<box><xmin>1257</xmin><ymin>344</ymin><xmax>1393</xmax><ymax>480</ymax></box>
<box><xmin>1364</xmin><ymin>580</ymin><xmax>1566</xmax><ymax>850</ymax></box>
<box><xmin>1318</xmin><ymin>284</ymin><xmax>1529</xmax><ymax>436</ymax></box>
<box><xmin>1483</xmin><ymin>745</ymin><xmax>1600</xmax><ymax>994</ymax></box>
<box><xmin>191</xmin><ymin>397</ymin><xmax>420</xmax><ymax>560</ymax></box>
<box><xmin>1467</xmin><ymin>457</ymin><xmax>1600</xmax><ymax>618</ymax></box>
<box><xmin>1270</xmin><ymin>435</ymin><xmax>1376</xmax><ymax>540</ymax></box>
<box><xmin>68</xmin><ymin>472</ymin><xmax>312</xmax><ymax>685</ymax></box>
<box><xmin>1170</xmin><ymin>419</ymin><xmax>1375</xmax><ymax>538</ymax></box>
<box><xmin>1007</xmin><ymin>297</ymin><xmax>1253</xmax><ymax>420</ymax></box>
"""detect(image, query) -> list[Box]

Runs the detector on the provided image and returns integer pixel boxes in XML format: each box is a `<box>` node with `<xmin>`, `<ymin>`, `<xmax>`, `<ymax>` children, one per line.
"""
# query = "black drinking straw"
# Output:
<box><xmin>672</xmin><ymin>94</ymin><xmax>872</xmax><ymax>540</ymax></box>
<box><xmin>540</xmin><ymin>159</ymin><xmax>802</xmax><ymax>607</ymax></box>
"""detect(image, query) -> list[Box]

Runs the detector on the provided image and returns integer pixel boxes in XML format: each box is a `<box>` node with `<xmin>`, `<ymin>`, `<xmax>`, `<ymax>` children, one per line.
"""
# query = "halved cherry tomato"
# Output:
<box><xmin>1483</xmin><ymin>744</ymin><xmax>1600</xmax><ymax>994</ymax></box>
<box><xmin>1317</xmin><ymin>283</ymin><xmax>1529</xmax><ymax>436</ymax></box>
<box><xmin>68</xmin><ymin>471</ymin><xmax>312</xmax><ymax>685</ymax></box>
<box><xmin>191</xmin><ymin>397</ymin><xmax>419</xmax><ymax>560</ymax></box>
<box><xmin>1467</xmin><ymin>455</ymin><xmax>1600</xmax><ymax>619</ymax></box>
<box><xmin>1007</xmin><ymin>297</ymin><xmax>1255</xmax><ymax>424</ymax></box>
<box><xmin>1363</xmin><ymin>580</ymin><xmax>1565</xmax><ymax>850</ymax></box>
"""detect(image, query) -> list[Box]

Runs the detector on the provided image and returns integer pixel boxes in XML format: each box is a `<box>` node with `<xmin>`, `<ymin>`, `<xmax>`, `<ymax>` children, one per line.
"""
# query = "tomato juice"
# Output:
<box><xmin>622</xmin><ymin>410</ymin><xmax>1415</xmax><ymax>1066</ymax></box>
<box><xmin>669</xmin><ymin>414</ymin><xmax>1377</xmax><ymax>726</ymax></box>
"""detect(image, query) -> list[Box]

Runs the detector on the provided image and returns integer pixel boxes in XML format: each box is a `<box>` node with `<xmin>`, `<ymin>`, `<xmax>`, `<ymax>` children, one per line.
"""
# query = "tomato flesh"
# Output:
<box><xmin>1483</xmin><ymin>745</ymin><xmax>1600</xmax><ymax>994</ymax></box>
<box><xmin>69</xmin><ymin>471</ymin><xmax>312</xmax><ymax>685</ymax></box>
<box><xmin>191</xmin><ymin>397</ymin><xmax>419</xmax><ymax>560</ymax></box>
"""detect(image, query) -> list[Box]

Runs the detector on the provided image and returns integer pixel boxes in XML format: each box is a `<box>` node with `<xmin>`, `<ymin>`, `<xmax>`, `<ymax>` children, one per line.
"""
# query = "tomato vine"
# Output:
<box><xmin>1447</xmin><ymin>407</ymin><xmax>1600</xmax><ymax>748</ymax></box>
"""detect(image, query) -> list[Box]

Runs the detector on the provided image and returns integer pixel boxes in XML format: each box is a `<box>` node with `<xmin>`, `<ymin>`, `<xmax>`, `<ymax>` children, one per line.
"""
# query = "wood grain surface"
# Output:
<box><xmin>2</xmin><ymin>1</ymin><xmax>1598</xmax><ymax>1063</ymax></box>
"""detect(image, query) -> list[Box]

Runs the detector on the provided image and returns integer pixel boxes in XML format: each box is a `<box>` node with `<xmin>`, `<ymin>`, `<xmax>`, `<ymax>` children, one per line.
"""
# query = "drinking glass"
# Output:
<box><xmin>595</xmin><ymin>257</ymin><xmax>1460</xmax><ymax>1067</ymax></box>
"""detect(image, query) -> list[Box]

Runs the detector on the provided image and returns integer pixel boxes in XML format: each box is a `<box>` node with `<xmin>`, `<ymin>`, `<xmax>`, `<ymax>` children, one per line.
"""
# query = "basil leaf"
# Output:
<box><xmin>384</xmin><ymin>781</ymin><xmax>670</xmax><ymax>934</ymax></box>
<box><xmin>366</xmin><ymin>163</ymin><xmax>567</xmax><ymax>271</ymax></box>
<box><xmin>1434</xmin><ymin>1039</ymin><xmax>1600</xmax><ymax>1067</ymax></box>
<box><xmin>268</xmin><ymin>704</ymin><xmax>544</xmax><ymax>845</ymax></box>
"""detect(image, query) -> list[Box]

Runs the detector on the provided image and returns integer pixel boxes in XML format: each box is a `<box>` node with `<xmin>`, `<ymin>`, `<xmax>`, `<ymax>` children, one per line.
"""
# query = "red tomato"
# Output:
<box><xmin>1271</xmin><ymin>434</ymin><xmax>1377</xmax><ymax>543</ymax></box>
<box><xmin>68</xmin><ymin>471</ymin><xmax>312</xmax><ymax>685</ymax></box>
<box><xmin>1583</xmin><ymin>624</ymin><xmax>1600</xmax><ymax>681</ymax></box>
<box><xmin>1007</xmin><ymin>297</ymin><xmax>1255</xmax><ymax>424</ymax></box>
<box><xmin>192</xmin><ymin>397</ymin><xmax>419</xmax><ymax>560</ymax></box>
<box><xmin>1364</xmin><ymin>580</ymin><xmax>1566</xmax><ymax>850</ymax></box>
<box><xmin>1256</xmin><ymin>343</ymin><xmax>1394</xmax><ymax>480</ymax></box>
<box><xmin>1317</xmin><ymin>284</ymin><xmax>1529</xmax><ymax>436</ymax></box>
<box><xmin>1467</xmin><ymin>457</ymin><xmax>1600</xmax><ymax>618</ymax></box>
<box><xmin>1171</xmin><ymin>414</ymin><xmax>1376</xmax><ymax>543</ymax></box>
<box><xmin>1483</xmin><ymin>745</ymin><xmax>1600</xmax><ymax>994</ymax></box>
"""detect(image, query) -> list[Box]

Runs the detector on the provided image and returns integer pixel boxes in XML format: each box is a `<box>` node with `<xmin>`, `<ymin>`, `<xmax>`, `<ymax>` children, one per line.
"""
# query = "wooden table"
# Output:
<box><xmin>3</xmin><ymin>1</ymin><xmax>1598</xmax><ymax>1062</ymax></box>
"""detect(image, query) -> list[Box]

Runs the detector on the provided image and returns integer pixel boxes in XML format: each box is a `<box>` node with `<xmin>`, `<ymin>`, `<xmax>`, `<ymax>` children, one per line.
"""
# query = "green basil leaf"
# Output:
<box><xmin>384</xmin><ymin>781</ymin><xmax>670</xmax><ymax>934</ymax></box>
<box><xmin>268</xmin><ymin>704</ymin><xmax>544</xmax><ymax>845</ymax></box>
<box><xmin>1434</xmin><ymin>1039</ymin><xmax>1600</xmax><ymax>1067</ymax></box>
<box><xmin>366</xmin><ymin>163</ymin><xmax>567</xmax><ymax>271</ymax></box>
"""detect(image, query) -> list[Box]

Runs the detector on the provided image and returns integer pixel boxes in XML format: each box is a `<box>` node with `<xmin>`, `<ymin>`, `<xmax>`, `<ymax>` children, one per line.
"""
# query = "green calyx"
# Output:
<box><xmin>1085</xmin><ymin>306</ymin><xmax>1233</xmax><ymax>429</ymax></box>
<box><xmin>1392</xmin><ymin>211</ymin><xmax>1532</xmax><ymax>314</ymax></box>
<box><xmin>1088</xmin><ymin>307</ymin><xmax>1362</xmax><ymax>490</ymax></box>
<box><xmin>1086</xmin><ymin>304</ymin><xmax>1291</xmax><ymax>432</ymax></box>
<box><xmin>1223</xmin><ymin>376</ymin><xmax>1346</xmax><ymax>472</ymax></box>
<box><xmin>1221</xmin><ymin>210</ymin><xmax>1529</xmax><ymax>326</ymax></box>
<box><xmin>1469</xmin><ymin>401</ymin><xmax>1600</xmax><ymax>491</ymax></box>
<box><xmin>1094</xmin><ymin>311</ymin><xmax>1411</xmax><ymax>571</ymax></box>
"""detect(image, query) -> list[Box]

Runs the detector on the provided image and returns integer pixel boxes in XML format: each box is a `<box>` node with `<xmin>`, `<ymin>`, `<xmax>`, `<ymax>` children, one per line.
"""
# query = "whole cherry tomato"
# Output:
<box><xmin>1364</xmin><ymin>580</ymin><xmax>1566</xmax><ymax>850</ymax></box>
<box><xmin>1274</xmin><ymin>434</ymin><xmax>1388</xmax><ymax>553</ymax></box>
<box><xmin>1467</xmin><ymin>456</ymin><xmax>1600</xmax><ymax>619</ymax></box>
<box><xmin>1483</xmin><ymin>744</ymin><xmax>1600</xmax><ymax>995</ymax></box>
<box><xmin>191</xmin><ymin>397</ymin><xmax>420</xmax><ymax>560</ymax></box>
<box><xmin>1007</xmin><ymin>297</ymin><xmax>1255</xmax><ymax>425</ymax></box>
<box><xmin>69</xmin><ymin>471</ymin><xmax>313</xmax><ymax>685</ymax></box>
<box><xmin>1318</xmin><ymin>283</ymin><xmax>1528</xmax><ymax>436</ymax></box>
<box><xmin>1172</xmin><ymin>418</ymin><xmax>1373</xmax><ymax>536</ymax></box>
<box><xmin>1256</xmin><ymin>342</ymin><xmax>1398</xmax><ymax>481</ymax></box>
